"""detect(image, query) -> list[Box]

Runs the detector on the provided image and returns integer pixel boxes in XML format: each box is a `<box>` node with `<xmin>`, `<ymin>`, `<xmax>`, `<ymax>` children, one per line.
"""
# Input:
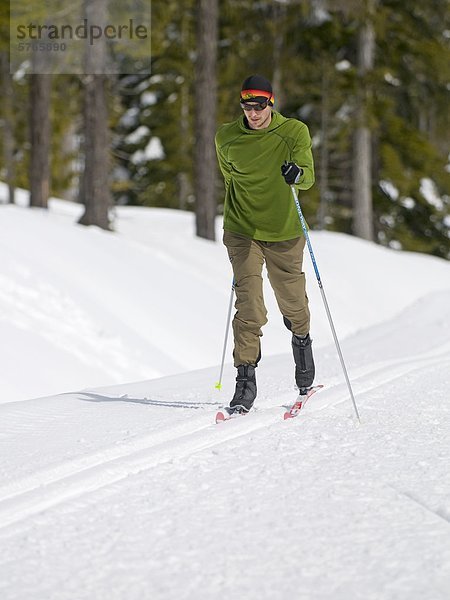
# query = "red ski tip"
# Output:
<box><xmin>284</xmin><ymin>384</ymin><xmax>324</xmax><ymax>420</ymax></box>
<box><xmin>215</xmin><ymin>411</ymin><xmax>226</xmax><ymax>424</ymax></box>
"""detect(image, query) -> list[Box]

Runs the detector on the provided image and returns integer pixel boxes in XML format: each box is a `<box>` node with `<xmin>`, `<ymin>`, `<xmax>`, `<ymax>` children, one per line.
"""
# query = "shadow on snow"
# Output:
<box><xmin>77</xmin><ymin>392</ymin><xmax>221</xmax><ymax>409</ymax></box>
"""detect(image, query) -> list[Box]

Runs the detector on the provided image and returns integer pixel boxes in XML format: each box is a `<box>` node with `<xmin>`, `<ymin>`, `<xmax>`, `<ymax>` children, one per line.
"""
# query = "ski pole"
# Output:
<box><xmin>290</xmin><ymin>185</ymin><xmax>361</xmax><ymax>423</ymax></box>
<box><xmin>215</xmin><ymin>279</ymin><xmax>235</xmax><ymax>390</ymax></box>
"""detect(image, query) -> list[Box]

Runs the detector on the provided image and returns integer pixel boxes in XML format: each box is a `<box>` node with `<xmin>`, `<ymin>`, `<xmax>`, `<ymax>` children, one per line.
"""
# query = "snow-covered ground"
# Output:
<box><xmin>1</xmin><ymin>184</ymin><xmax>450</xmax><ymax>599</ymax></box>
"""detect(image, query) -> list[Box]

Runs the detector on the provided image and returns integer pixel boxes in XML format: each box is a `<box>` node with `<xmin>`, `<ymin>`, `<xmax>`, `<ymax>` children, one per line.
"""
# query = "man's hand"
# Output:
<box><xmin>281</xmin><ymin>161</ymin><xmax>304</xmax><ymax>185</ymax></box>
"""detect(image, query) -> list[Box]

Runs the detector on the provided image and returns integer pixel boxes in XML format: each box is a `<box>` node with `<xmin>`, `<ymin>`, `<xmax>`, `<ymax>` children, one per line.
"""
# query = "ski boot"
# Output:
<box><xmin>228</xmin><ymin>364</ymin><xmax>257</xmax><ymax>414</ymax></box>
<box><xmin>292</xmin><ymin>333</ymin><xmax>315</xmax><ymax>395</ymax></box>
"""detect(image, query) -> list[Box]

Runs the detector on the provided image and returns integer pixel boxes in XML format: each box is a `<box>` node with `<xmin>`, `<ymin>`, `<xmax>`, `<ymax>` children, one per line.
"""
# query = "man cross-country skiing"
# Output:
<box><xmin>215</xmin><ymin>74</ymin><xmax>316</xmax><ymax>415</ymax></box>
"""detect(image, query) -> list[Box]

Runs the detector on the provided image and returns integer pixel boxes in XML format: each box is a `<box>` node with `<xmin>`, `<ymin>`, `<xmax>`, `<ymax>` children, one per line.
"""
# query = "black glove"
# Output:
<box><xmin>281</xmin><ymin>161</ymin><xmax>303</xmax><ymax>185</ymax></box>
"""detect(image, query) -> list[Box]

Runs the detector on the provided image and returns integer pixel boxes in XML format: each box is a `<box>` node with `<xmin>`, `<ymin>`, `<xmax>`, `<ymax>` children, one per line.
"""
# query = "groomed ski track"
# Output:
<box><xmin>1</xmin><ymin>336</ymin><xmax>449</xmax><ymax>533</ymax></box>
<box><xmin>1</xmin><ymin>290</ymin><xmax>450</xmax><ymax>600</ymax></box>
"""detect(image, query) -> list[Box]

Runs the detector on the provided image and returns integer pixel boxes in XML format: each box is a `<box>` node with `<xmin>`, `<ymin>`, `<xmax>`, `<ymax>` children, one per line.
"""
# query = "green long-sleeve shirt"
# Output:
<box><xmin>215</xmin><ymin>110</ymin><xmax>315</xmax><ymax>241</ymax></box>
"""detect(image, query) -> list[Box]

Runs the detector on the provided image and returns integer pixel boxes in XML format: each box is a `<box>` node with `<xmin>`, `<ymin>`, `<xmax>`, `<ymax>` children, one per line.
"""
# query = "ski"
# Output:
<box><xmin>215</xmin><ymin>406</ymin><xmax>250</xmax><ymax>424</ymax></box>
<box><xmin>216</xmin><ymin>385</ymin><xmax>324</xmax><ymax>423</ymax></box>
<box><xmin>283</xmin><ymin>384</ymin><xmax>324</xmax><ymax>420</ymax></box>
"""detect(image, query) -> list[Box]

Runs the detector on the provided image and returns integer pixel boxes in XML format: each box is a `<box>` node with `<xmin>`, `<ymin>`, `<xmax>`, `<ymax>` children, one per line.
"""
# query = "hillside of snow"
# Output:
<box><xmin>1</xmin><ymin>184</ymin><xmax>450</xmax><ymax>599</ymax></box>
<box><xmin>1</xmin><ymin>183</ymin><xmax>449</xmax><ymax>403</ymax></box>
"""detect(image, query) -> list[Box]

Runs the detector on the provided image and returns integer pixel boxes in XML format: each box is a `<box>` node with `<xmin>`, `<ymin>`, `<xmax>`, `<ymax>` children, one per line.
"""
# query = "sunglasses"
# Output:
<box><xmin>240</xmin><ymin>99</ymin><xmax>270</xmax><ymax>112</ymax></box>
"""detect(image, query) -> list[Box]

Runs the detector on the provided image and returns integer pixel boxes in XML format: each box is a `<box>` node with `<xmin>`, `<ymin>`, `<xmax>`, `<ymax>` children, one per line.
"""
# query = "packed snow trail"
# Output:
<box><xmin>1</xmin><ymin>291</ymin><xmax>450</xmax><ymax>599</ymax></box>
<box><xmin>0</xmin><ymin>361</ymin><xmax>449</xmax><ymax>600</ymax></box>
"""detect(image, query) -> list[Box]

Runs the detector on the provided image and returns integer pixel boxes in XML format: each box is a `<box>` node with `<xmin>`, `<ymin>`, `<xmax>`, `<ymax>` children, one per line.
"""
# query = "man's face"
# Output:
<box><xmin>240</xmin><ymin>100</ymin><xmax>272</xmax><ymax>130</ymax></box>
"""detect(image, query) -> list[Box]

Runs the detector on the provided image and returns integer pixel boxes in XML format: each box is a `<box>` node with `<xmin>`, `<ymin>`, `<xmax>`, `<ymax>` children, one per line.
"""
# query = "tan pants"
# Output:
<box><xmin>223</xmin><ymin>230</ymin><xmax>310</xmax><ymax>367</ymax></box>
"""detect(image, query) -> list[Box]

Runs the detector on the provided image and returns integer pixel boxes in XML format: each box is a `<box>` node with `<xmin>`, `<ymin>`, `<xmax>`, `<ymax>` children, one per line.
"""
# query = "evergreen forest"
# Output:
<box><xmin>1</xmin><ymin>0</ymin><xmax>449</xmax><ymax>258</ymax></box>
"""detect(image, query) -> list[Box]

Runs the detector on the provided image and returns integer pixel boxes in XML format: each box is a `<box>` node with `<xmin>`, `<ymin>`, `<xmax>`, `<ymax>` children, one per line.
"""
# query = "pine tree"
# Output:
<box><xmin>194</xmin><ymin>0</ymin><xmax>218</xmax><ymax>240</ymax></box>
<box><xmin>112</xmin><ymin>0</ymin><xmax>194</xmax><ymax>209</ymax></box>
<box><xmin>79</xmin><ymin>74</ymin><xmax>111</xmax><ymax>229</ymax></box>
<box><xmin>0</xmin><ymin>2</ymin><xmax>15</xmax><ymax>204</ymax></box>
<box><xmin>0</xmin><ymin>52</ymin><xmax>16</xmax><ymax>204</ymax></box>
<box><xmin>352</xmin><ymin>0</ymin><xmax>377</xmax><ymax>241</ymax></box>
<box><xmin>78</xmin><ymin>0</ymin><xmax>111</xmax><ymax>230</ymax></box>
<box><xmin>373</xmin><ymin>0</ymin><xmax>450</xmax><ymax>256</ymax></box>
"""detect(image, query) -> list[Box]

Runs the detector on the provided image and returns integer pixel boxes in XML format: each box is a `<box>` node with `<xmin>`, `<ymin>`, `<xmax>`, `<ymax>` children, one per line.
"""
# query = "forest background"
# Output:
<box><xmin>0</xmin><ymin>0</ymin><xmax>449</xmax><ymax>258</ymax></box>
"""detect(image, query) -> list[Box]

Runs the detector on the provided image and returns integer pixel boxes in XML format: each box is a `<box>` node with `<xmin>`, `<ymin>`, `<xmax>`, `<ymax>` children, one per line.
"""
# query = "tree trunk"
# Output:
<box><xmin>318</xmin><ymin>63</ymin><xmax>330</xmax><ymax>230</ymax></box>
<box><xmin>194</xmin><ymin>0</ymin><xmax>218</xmax><ymax>241</ymax></box>
<box><xmin>177</xmin><ymin>171</ymin><xmax>191</xmax><ymax>210</ymax></box>
<box><xmin>353</xmin><ymin>125</ymin><xmax>373</xmax><ymax>240</ymax></box>
<box><xmin>272</xmin><ymin>2</ymin><xmax>286</xmax><ymax>110</ymax></box>
<box><xmin>79</xmin><ymin>75</ymin><xmax>110</xmax><ymax>229</ymax></box>
<box><xmin>29</xmin><ymin>74</ymin><xmax>51</xmax><ymax>208</ymax></box>
<box><xmin>177</xmin><ymin>12</ymin><xmax>192</xmax><ymax>211</ymax></box>
<box><xmin>78</xmin><ymin>0</ymin><xmax>111</xmax><ymax>230</ymax></box>
<box><xmin>352</xmin><ymin>1</ymin><xmax>376</xmax><ymax>241</ymax></box>
<box><xmin>0</xmin><ymin>51</ymin><xmax>15</xmax><ymax>204</ymax></box>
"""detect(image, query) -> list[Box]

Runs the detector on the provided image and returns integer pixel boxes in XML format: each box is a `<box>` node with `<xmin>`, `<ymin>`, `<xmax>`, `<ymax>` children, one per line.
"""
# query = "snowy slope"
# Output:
<box><xmin>0</xmin><ymin>291</ymin><xmax>450</xmax><ymax>600</ymax></box>
<box><xmin>1</xmin><ymin>182</ymin><xmax>449</xmax><ymax>403</ymax></box>
<box><xmin>1</xmin><ymin>184</ymin><xmax>450</xmax><ymax>599</ymax></box>
<box><xmin>0</xmin><ymin>190</ymin><xmax>228</xmax><ymax>401</ymax></box>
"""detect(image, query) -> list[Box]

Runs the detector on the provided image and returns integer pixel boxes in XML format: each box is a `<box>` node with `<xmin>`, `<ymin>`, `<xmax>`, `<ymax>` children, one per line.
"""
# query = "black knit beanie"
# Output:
<box><xmin>240</xmin><ymin>75</ymin><xmax>274</xmax><ymax>105</ymax></box>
